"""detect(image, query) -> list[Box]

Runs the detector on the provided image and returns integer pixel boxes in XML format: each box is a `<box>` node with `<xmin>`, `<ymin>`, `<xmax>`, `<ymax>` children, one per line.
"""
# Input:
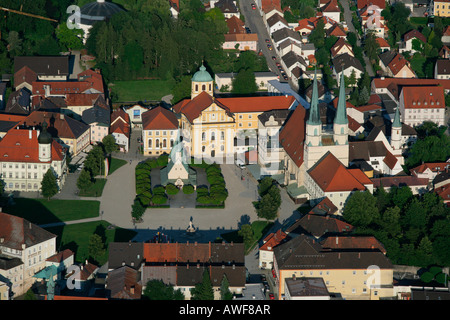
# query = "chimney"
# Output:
<box><xmin>0</xmin><ymin>238</ymin><xmax>4</xmax><ymax>243</ymax></box>
<box><xmin>358</xmin><ymin>252</ymin><xmax>361</xmax><ymax>259</ymax></box>
<box><xmin>338</xmin><ymin>253</ymin><xmax>341</xmax><ymax>259</ymax></box>
<box><xmin>336</xmin><ymin>236</ymin><xmax>339</xmax><ymax>245</ymax></box>
<box><xmin>187</xmin><ymin>264</ymin><xmax>189</xmax><ymax>269</ymax></box>
<box><xmin>292</xmin><ymin>274</ymin><xmax>296</xmax><ymax>281</ymax></box>
<box><xmin>197</xmin><ymin>263</ymin><xmax>200</xmax><ymax>269</ymax></box>
<box><xmin>29</xmin><ymin>130</ymin><xmax>32</xmax><ymax>140</ymax></box>
<box><xmin>60</xmin><ymin>113</ymin><xmax>64</xmax><ymax>120</ymax></box>
<box><xmin>130</xmin><ymin>286</ymin><xmax>135</xmax><ymax>295</ymax></box>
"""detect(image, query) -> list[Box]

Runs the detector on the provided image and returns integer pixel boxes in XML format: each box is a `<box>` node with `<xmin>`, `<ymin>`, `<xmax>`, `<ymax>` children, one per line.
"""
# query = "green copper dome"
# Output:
<box><xmin>192</xmin><ymin>64</ymin><xmax>213</xmax><ymax>82</ymax></box>
<box><xmin>38</xmin><ymin>120</ymin><xmax>52</xmax><ymax>144</ymax></box>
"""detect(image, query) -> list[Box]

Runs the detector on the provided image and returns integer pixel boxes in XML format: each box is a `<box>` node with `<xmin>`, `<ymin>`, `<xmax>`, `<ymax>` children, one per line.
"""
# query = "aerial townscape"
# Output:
<box><xmin>0</xmin><ymin>0</ymin><xmax>450</xmax><ymax>306</ymax></box>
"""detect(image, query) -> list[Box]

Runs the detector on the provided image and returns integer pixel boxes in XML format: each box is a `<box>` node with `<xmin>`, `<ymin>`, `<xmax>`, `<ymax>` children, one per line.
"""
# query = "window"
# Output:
<box><xmin>202</xmin><ymin>84</ymin><xmax>206</xmax><ymax>91</ymax></box>
<box><xmin>155</xmin><ymin>139</ymin><xmax>160</xmax><ymax>148</ymax></box>
<box><xmin>163</xmin><ymin>139</ymin><xmax>167</xmax><ymax>148</ymax></box>
<box><xmin>221</xmin><ymin>131</ymin><xmax>225</xmax><ymax>140</ymax></box>
<box><xmin>148</xmin><ymin>139</ymin><xmax>152</xmax><ymax>148</ymax></box>
<box><xmin>211</xmin><ymin>131</ymin><xmax>215</xmax><ymax>141</ymax></box>
<box><xmin>202</xmin><ymin>132</ymin><xmax>206</xmax><ymax>141</ymax></box>
<box><xmin>170</xmin><ymin>139</ymin><xmax>174</xmax><ymax>147</ymax></box>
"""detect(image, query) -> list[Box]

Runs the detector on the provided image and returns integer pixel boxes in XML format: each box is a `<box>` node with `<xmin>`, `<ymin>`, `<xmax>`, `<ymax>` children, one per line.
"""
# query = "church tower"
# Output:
<box><xmin>305</xmin><ymin>70</ymin><xmax>322</xmax><ymax>148</ymax></box>
<box><xmin>38</xmin><ymin>120</ymin><xmax>52</xmax><ymax>163</ymax></box>
<box><xmin>390</xmin><ymin>106</ymin><xmax>402</xmax><ymax>155</ymax></box>
<box><xmin>191</xmin><ymin>63</ymin><xmax>214</xmax><ymax>99</ymax></box>
<box><xmin>333</xmin><ymin>72</ymin><xmax>349</xmax><ymax>146</ymax></box>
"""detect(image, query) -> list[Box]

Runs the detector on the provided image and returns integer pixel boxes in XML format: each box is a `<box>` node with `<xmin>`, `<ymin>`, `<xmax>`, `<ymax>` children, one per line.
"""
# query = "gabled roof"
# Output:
<box><xmin>401</xmin><ymin>86</ymin><xmax>445</xmax><ymax>109</ymax></box>
<box><xmin>286</xmin><ymin>213</ymin><xmax>353</xmax><ymax>238</ymax></box>
<box><xmin>82</xmin><ymin>105</ymin><xmax>110</xmax><ymax>126</ymax></box>
<box><xmin>0</xmin><ymin>212</ymin><xmax>56</xmax><ymax>250</ymax></box>
<box><xmin>14</xmin><ymin>56</ymin><xmax>69</xmax><ymax>77</ymax></box>
<box><xmin>14</xmin><ymin>65</ymin><xmax>37</xmax><ymax>89</ymax></box>
<box><xmin>387</xmin><ymin>54</ymin><xmax>413</xmax><ymax>76</ymax></box>
<box><xmin>357</xmin><ymin>0</ymin><xmax>386</xmax><ymax>9</ymax></box>
<box><xmin>279</xmin><ymin>105</ymin><xmax>307</xmax><ymax>167</ymax></box>
<box><xmin>371</xmin><ymin>176</ymin><xmax>429</xmax><ymax>188</ymax></box>
<box><xmin>46</xmin><ymin>249</ymin><xmax>74</xmax><ymax>263</ymax></box>
<box><xmin>436</xmin><ymin>59</ymin><xmax>450</xmax><ymax>75</ymax></box>
<box><xmin>107</xmin><ymin>266</ymin><xmax>142</xmax><ymax>300</ymax></box>
<box><xmin>321</xmin><ymin>235</ymin><xmax>387</xmax><ymax>254</ymax></box>
<box><xmin>410</xmin><ymin>162</ymin><xmax>450</xmax><ymax>175</ymax></box>
<box><xmin>307</xmin><ymin>152</ymin><xmax>368</xmax><ymax>192</ymax></box>
<box><xmin>282</xmin><ymin>51</ymin><xmax>307</xmax><ymax>69</ymax></box>
<box><xmin>326</xmin><ymin>23</ymin><xmax>346</xmax><ymax>37</ymax></box>
<box><xmin>260</xmin><ymin>229</ymin><xmax>288</xmax><ymax>251</ymax></box>
<box><xmin>267</xmin><ymin>13</ymin><xmax>288</xmax><ymax>28</ymax></box>
<box><xmin>321</xmin><ymin>0</ymin><xmax>340</xmax><ymax>12</ymax></box>
<box><xmin>403</xmin><ymin>29</ymin><xmax>427</xmax><ymax>43</ymax></box>
<box><xmin>173</xmin><ymin>91</ymin><xmax>220</xmax><ymax>123</ymax></box>
<box><xmin>330</xmin><ymin>37</ymin><xmax>353</xmax><ymax>58</ymax></box>
<box><xmin>141</xmin><ymin>106</ymin><xmax>178</xmax><ymax>131</ymax></box>
<box><xmin>108</xmin><ymin>242</ymin><xmax>144</xmax><ymax>270</ymax></box>
<box><xmin>226</xmin><ymin>15</ymin><xmax>245</xmax><ymax>34</ymax></box>
<box><xmin>216</xmin><ymin>95</ymin><xmax>296</xmax><ymax>113</ymax></box>
<box><xmin>224</xmin><ymin>33</ymin><xmax>258</xmax><ymax>42</ymax></box>
<box><xmin>272</xmin><ymin>27</ymin><xmax>302</xmax><ymax>44</ymax></box>
<box><xmin>375</xmin><ymin>37</ymin><xmax>390</xmax><ymax>48</ymax></box>
<box><xmin>332</xmin><ymin>53</ymin><xmax>364</xmax><ymax>73</ymax></box>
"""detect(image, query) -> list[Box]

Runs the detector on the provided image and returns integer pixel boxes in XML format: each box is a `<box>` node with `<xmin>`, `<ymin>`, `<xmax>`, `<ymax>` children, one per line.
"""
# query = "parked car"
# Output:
<box><xmin>272</xmin><ymin>56</ymin><xmax>276</xmax><ymax>60</ymax></box>
<box><xmin>260</xmin><ymin>274</ymin><xmax>267</xmax><ymax>282</ymax></box>
<box><xmin>251</xmin><ymin>3</ymin><xmax>256</xmax><ymax>9</ymax></box>
<box><xmin>265</xmin><ymin>39</ymin><xmax>270</xmax><ymax>43</ymax></box>
<box><xmin>269</xmin><ymin>293</ymin><xmax>275</xmax><ymax>300</ymax></box>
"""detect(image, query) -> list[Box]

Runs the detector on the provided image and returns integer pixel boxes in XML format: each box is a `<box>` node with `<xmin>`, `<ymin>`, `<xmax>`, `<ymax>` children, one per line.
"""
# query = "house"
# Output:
<box><xmin>5</xmin><ymin>88</ymin><xmax>32</xmax><ymax>115</ymax></box>
<box><xmin>123</xmin><ymin>104</ymin><xmax>151</xmax><ymax>129</ymax></box>
<box><xmin>320</xmin><ymin>0</ymin><xmax>341</xmax><ymax>22</ymax></box>
<box><xmin>259</xmin><ymin>229</ymin><xmax>288</xmax><ymax>270</ymax></box>
<box><xmin>359</xmin><ymin>5</ymin><xmax>388</xmax><ymax>38</ymax></box>
<box><xmin>398</xmin><ymin>86</ymin><xmax>446</xmax><ymax>127</ymax></box>
<box><xmin>295</xmin><ymin>17</ymin><xmax>316</xmax><ymax>36</ymax></box>
<box><xmin>106</xmin><ymin>266</ymin><xmax>142</xmax><ymax>300</ymax></box>
<box><xmin>439</xmin><ymin>45</ymin><xmax>450</xmax><ymax>58</ymax></box>
<box><xmin>272</xmin><ymin>27</ymin><xmax>302</xmax><ymax>49</ymax></box>
<box><xmin>14</xmin><ymin>56</ymin><xmax>69</xmax><ymax>86</ymax></box>
<box><xmin>13</xmin><ymin>66</ymin><xmax>37</xmax><ymax>92</ymax></box>
<box><xmin>169</xmin><ymin>0</ymin><xmax>180</xmax><ymax>18</ymax></box>
<box><xmin>399</xmin><ymin>29</ymin><xmax>427</xmax><ymax>54</ymax></box>
<box><xmin>82</xmin><ymin>105</ymin><xmax>111</xmax><ymax>144</ymax></box>
<box><xmin>321</xmin><ymin>235</ymin><xmax>387</xmax><ymax>254</ymax></box>
<box><xmin>0</xmin><ymin>212</ymin><xmax>57</xmax><ymax>298</ymax></box>
<box><xmin>371</xmin><ymin>176</ymin><xmax>429</xmax><ymax>195</ymax></box>
<box><xmin>266</xmin><ymin>13</ymin><xmax>289</xmax><ymax>35</ymax></box>
<box><xmin>108</xmin><ymin>242</ymin><xmax>144</xmax><ymax>271</ymax></box>
<box><xmin>141</xmin><ymin>241</ymin><xmax>246</xmax><ymax>300</ymax></box>
<box><xmin>332</xmin><ymin>53</ymin><xmax>364</xmax><ymax>86</ymax></box>
<box><xmin>435</xmin><ymin>59</ymin><xmax>450</xmax><ymax>79</ymax></box>
<box><xmin>371</xmin><ymin>77</ymin><xmax>450</xmax><ymax>98</ymax></box>
<box><xmin>410</xmin><ymin>162</ymin><xmax>450</xmax><ymax>181</ymax></box>
<box><xmin>442</xmin><ymin>26</ymin><xmax>450</xmax><ymax>45</ymax></box>
<box><xmin>222</xmin><ymin>33</ymin><xmax>259</xmax><ymax>52</ymax></box>
<box><xmin>257</xmin><ymin>0</ymin><xmax>283</xmax><ymax>20</ymax></box>
<box><xmin>357</xmin><ymin>0</ymin><xmax>386</xmax><ymax>10</ymax></box>
<box><xmin>211</xmin><ymin>0</ymin><xmax>240</xmax><ymax>19</ymax></box>
<box><xmin>326</xmin><ymin>23</ymin><xmax>347</xmax><ymax>38</ymax></box>
<box><xmin>305</xmin><ymin>151</ymin><xmax>374</xmax><ymax>213</ymax></box>
<box><xmin>379</xmin><ymin>51</ymin><xmax>416</xmax><ymax>78</ymax></box>
<box><xmin>226</xmin><ymin>15</ymin><xmax>245</xmax><ymax>34</ymax></box>
<box><xmin>141</xmin><ymin>106</ymin><xmax>179</xmax><ymax>156</ymax></box>
<box><xmin>431</xmin><ymin>0</ymin><xmax>450</xmax><ymax>17</ymax></box>
<box><xmin>110</xmin><ymin>109</ymin><xmax>131</xmax><ymax>153</ymax></box>
<box><xmin>17</xmin><ymin>111</ymin><xmax>91</xmax><ymax>156</ymax></box>
<box><xmin>330</xmin><ymin>38</ymin><xmax>354</xmax><ymax>59</ymax></box>
<box><xmin>273</xmin><ymin>234</ymin><xmax>394</xmax><ymax>300</ymax></box>
<box><xmin>376</xmin><ymin>37</ymin><xmax>390</xmax><ymax>52</ymax></box>
<box><xmin>281</xmin><ymin>51</ymin><xmax>308</xmax><ymax>79</ymax></box>
<box><xmin>285</xmin><ymin>211</ymin><xmax>354</xmax><ymax>240</ymax></box>
<box><xmin>0</xmin><ymin>126</ymin><xmax>68</xmax><ymax>192</ymax></box>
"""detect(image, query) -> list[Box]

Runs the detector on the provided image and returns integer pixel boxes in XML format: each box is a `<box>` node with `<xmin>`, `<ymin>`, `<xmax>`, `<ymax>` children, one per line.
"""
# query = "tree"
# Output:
<box><xmin>77</xmin><ymin>169</ymin><xmax>93</xmax><ymax>191</ymax></box>
<box><xmin>55</xmin><ymin>23</ymin><xmax>84</xmax><ymax>50</ymax></box>
<box><xmin>391</xmin><ymin>186</ymin><xmax>414</xmax><ymax>210</ymax></box>
<box><xmin>143</xmin><ymin>280</ymin><xmax>184</xmax><ymax>300</ymax></box>
<box><xmin>381</xmin><ymin>206</ymin><xmax>402</xmax><ymax>238</ymax></box>
<box><xmin>102</xmin><ymin>134</ymin><xmax>118</xmax><ymax>155</ymax></box>
<box><xmin>183</xmin><ymin>184</ymin><xmax>195</xmax><ymax>194</ymax></box>
<box><xmin>166</xmin><ymin>183</ymin><xmax>179</xmax><ymax>195</ymax></box>
<box><xmin>132</xmin><ymin>198</ymin><xmax>146</xmax><ymax>220</ymax></box>
<box><xmin>258</xmin><ymin>177</ymin><xmax>274</xmax><ymax>196</ymax></box>
<box><xmin>88</xmin><ymin>233</ymin><xmax>106</xmax><ymax>263</ymax></box>
<box><xmin>191</xmin><ymin>269</ymin><xmax>214</xmax><ymax>300</ymax></box>
<box><xmin>343</xmin><ymin>191</ymin><xmax>379</xmax><ymax>228</ymax></box>
<box><xmin>220</xmin><ymin>275</ymin><xmax>234</xmax><ymax>300</ymax></box>
<box><xmin>238</xmin><ymin>224</ymin><xmax>254</xmax><ymax>244</ymax></box>
<box><xmin>41</xmin><ymin>169</ymin><xmax>58</xmax><ymax>200</ymax></box>
<box><xmin>232</xmin><ymin>68</ymin><xmax>258</xmax><ymax>94</ymax></box>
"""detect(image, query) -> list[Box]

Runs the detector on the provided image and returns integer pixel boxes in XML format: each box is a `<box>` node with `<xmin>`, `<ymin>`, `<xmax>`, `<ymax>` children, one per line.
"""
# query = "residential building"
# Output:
<box><xmin>0</xmin><ymin>212</ymin><xmax>57</xmax><ymax>298</ymax></box>
<box><xmin>106</xmin><ymin>266</ymin><xmax>142</xmax><ymax>300</ymax></box>
<box><xmin>17</xmin><ymin>111</ymin><xmax>91</xmax><ymax>156</ymax></box>
<box><xmin>371</xmin><ymin>176</ymin><xmax>429</xmax><ymax>195</ymax></box>
<box><xmin>272</xmin><ymin>27</ymin><xmax>302</xmax><ymax>48</ymax></box>
<box><xmin>410</xmin><ymin>162</ymin><xmax>450</xmax><ymax>181</ymax></box>
<box><xmin>169</xmin><ymin>0</ymin><xmax>180</xmax><ymax>18</ymax></box>
<box><xmin>431</xmin><ymin>0</ymin><xmax>450</xmax><ymax>17</ymax></box>
<box><xmin>5</xmin><ymin>88</ymin><xmax>32</xmax><ymax>115</ymax></box>
<box><xmin>273</xmin><ymin>234</ymin><xmax>394</xmax><ymax>300</ymax></box>
<box><xmin>141</xmin><ymin>106</ymin><xmax>179</xmax><ymax>156</ymax></box>
<box><xmin>332</xmin><ymin>53</ymin><xmax>364</xmax><ymax>86</ymax></box>
<box><xmin>435</xmin><ymin>59</ymin><xmax>450</xmax><ymax>79</ymax></box>
<box><xmin>259</xmin><ymin>229</ymin><xmax>288</xmax><ymax>269</ymax></box>
<box><xmin>82</xmin><ymin>105</ymin><xmax>111</xmax><ymax>144</ymax></box>
<box><xmin>398</xmin><ymin>86</ymin><xmax>446</xmax><ymax>127</ymax></box>
<box><xmin>123</xmin><ymin>104</ymin><xmax>150</xmax><ymax>129</ymax></box>
<box><xmin>226</xmin><ymin>15</ymin><xmax>245</xmax><ymax>34</ymax></box>
<box><xmin>14</xmin><ymin>56</ymin><xmax>69</xmax><ymax>86</ymax></box>
<box><xmin>266</xmin><ymin>13</ymin><xmax>289</xmax><ymax>35</ymax></box>
<box><xmin>0</xmin><ymin>125</ymin><xmax>67</xmax><ymax>192</ymax></box>
<box><xmin>376</xmin><ymin>37</ymin><xmax>390</xmax><ymax>52</ymax></box>
<box><xmin>223</xmin><ymin>33</ymin><xmax>259</xmax><ymax>52</ymax></box>
<box><xmin>110</xmin><ymin>109</ymin><xmax>131</xmax><ymax>153</ymax></box>
<box><xmin>215</xmin><ymin>72</ymin><xmax>278</xmax><ymax>92</ymax></box>
<box><xmin>330</xmin><ymin>38</ymin><xmax>354</xmax><ymax>59</ymax></box>
<box><xmin>320</xmin><ymin>0</ymin><xmax>341</xmax><ymax>22</ymax></box>
<box><xmin>399</xmin><ymin>29</ymin><xmax>427</xmax><ymax>54</ymax></box>
<box><xmin>379</xmin><ymin>51</ymin><xmax>416</xmax><ymax>78</ymax></box>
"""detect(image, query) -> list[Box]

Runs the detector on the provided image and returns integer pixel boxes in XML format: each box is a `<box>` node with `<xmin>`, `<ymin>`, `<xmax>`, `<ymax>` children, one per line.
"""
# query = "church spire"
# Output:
<box><xmin>306</xmin><ymin>69</ymin><xmax>321</xmax><ymax>126</ymax></box>
<box><xmin>392</xmin><ymin>106</ymin><xmax>401</xmax><ymax>128</ymax></box>
<box><xmin>334</xmin><ymin>71</ymin><xmax>348</xmax><ymax>125</ymax></box>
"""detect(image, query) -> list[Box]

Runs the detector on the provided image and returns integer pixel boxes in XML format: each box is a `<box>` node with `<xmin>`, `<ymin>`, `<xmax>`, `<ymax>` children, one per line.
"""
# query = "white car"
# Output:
<box><xmin>235</xmin><ymin>159</ymin><xmax>246</xmax><ymax>168</ymax></box>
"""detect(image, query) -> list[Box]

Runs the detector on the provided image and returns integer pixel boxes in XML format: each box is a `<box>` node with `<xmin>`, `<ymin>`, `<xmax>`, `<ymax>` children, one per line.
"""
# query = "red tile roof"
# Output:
<box><xmin>111</xmin><ymin>108</ymin><xmax>130</xmax><ymax>125</ymax></box>
<box><xmin>375</xmin><ymin>37</ymin><xmax>390</xmax><ymax>48</ymax></box>
<box><xmin>371</xmin><ymin>176</ymin><xmax>429</xmax><ymax>188</ymax></box>
<box><xmin>357</xmin><ymin>0</ymin><xmax>386</xmax><ymax>9</ymax></box>
<box><xmin>260</xmin><ymin>229</ymin><xmax>288</xmax><ymax>251</ymax></box>
<box><xmin>216</xmin><ymin>95</ymin><xmax>296</xmax><ymax>113</ymax></box>
<box><xmin>173</xmin><ymin>91</ymin><xmax>220</xmax><ymax>123</ymax></box>
<box><xmin>279</xmin><ymin>105</ymin><xmax>306</xmax><ymax>167</ymax></box>
<box><xmin>411</xmin><ymin>162</ymin><xmax>450</xmax><ymax>175</ymax></box>
<box><xmin>321</xmin><ymin>0</ymin><xmax>340</xmax><ymax>12</ymax></box>
<box><xmin>308</xmin><ymin>152</ymin><xmax>368</xmax><ymax>192</ymax></box>
<box><xmin>330</xmin><ymin>38</ymin><xmax>353</xmax><ymax>58</ymax></box>
<box><xmin>308</xmin><ymin>197</ymin><xmax>338</xmax><ymax>215</ymax></box>
<box><xmin>224</xmin><ymin>33</ymin><xmax>259</xmax><ymax>42</ymax></box>
<box><xmin>46</xmin><ymin>249</ymin><xmax>74</xmax><ymax>263</ymax></box>
<box><xmin>387</xmin><ymin>54</ymin><xmax>413</xmax><ymax>76</ymax></box>
<box><xmin>65</xmin><ymin>93</ymin><xmax>102</xmax><ymax>107</ymax></box>
<box><xmin>0</xmin><ymin>129</ymin><xmax>65</xmax><ymax>163</ymax></box>
<box><xmin>226</xmin><ymin>15</ymin><xmax>245</xmax><ymax>34</ymax></box>
<box><xmin>321</xmin><ymin>236</ymin><xmax>387</xmax><ymax>254</ymax></box>
<box><xmin>14</xmin><ymin>66</ymin><xmax>37</xmax><ymax>89</ymax></box>
<box><xmin>141</xmin><ymin>106</ymin><xmax>179</xmax><ymax>130</ymax></box>
<box><xmin>401</xmin><ymin>86</ymin><xmax>445</xmax><ymax>109</ymax></box>
<box><xmin>382</xmin><ymin>150</ymin><xmax>399</xmax><ymax>170</ymax></box>
<box><xmin>403</xmin><ymin>29</ymin><xmax>427</xmax><ymax>43</ymax></box>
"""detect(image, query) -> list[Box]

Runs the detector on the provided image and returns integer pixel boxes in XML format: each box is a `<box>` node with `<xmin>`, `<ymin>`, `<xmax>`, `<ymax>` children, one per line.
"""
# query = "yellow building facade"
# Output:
<box><xmin>434</xmin><ymin>0</ymin><xmax>450</xmax><ymax>16</ymax></box>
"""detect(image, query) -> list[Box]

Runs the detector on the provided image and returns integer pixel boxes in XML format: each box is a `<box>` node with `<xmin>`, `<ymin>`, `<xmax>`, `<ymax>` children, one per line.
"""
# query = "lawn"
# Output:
<box><xmin>108</xmin><ymin>157</ymin><xmax>128</xmax><ymax>175</ymax></box>
<box><xmin>221</xmin><ymin>220</ymin><xmax>274</xmax><ymax>254</ymax></box>
<box><xmin>110</xmin><ymin>79</ymin><xmax>175</xmax><ymax>103</ymax></box>
<box><xmin>45</xmin><ymin>220</ymin><xmax>137</xmax><ymax>265</ymax></box>
<box><xmin>2</xmin><ymin>198</ymin><xmax>100</xmax><ymax>225</ymax></box>
<box><xmin>78</xmin><ymin>178</ymin><xmax>107</xmax><ymax>197</ymax></box>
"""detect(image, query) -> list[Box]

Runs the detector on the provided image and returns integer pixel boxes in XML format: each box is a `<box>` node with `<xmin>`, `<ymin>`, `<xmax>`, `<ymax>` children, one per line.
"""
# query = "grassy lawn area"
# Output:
<box><xmin>110</xmin><ymin>79</ymin><xmax>175</xmax><ymax>102</ymax></box>
<box><xmin>221</xmin><ymin>220</ymin><xmax>274</xmax><ymax>254</ymax></box>
<box><xmin>78</xmin><ymin>178</ymin><xmax>107</xmax><ymax>197</ymax></box>
<box><xmin>2</xmin><ymin>198</ymin><xmax>100</xmax><ymax>225</ymax></box>
<box><xmin>45</xmin><ymin>221</ymin><xmax>137</xmax><ymax>265</ymax></box>
<box><xmin>108</xmin><ymin>157</ymin><xmax>128</xmax><ymax>175</ymax></box>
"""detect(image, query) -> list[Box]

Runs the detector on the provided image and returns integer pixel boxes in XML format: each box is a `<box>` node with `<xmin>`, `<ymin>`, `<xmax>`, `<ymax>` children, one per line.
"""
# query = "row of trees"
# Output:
<box><xmin>343</xmin><ymin>186</ymin><xmax>450</xmax><ymax>267</ymax></box>
<box><xmin>194</xmin><ymin>163</ymin><xmax>228</xmax><ymax>206</ymax></box>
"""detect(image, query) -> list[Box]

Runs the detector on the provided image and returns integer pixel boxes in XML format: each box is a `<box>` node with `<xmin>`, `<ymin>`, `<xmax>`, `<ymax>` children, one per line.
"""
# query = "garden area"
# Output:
<box><xmin>221</xmin><ymin>220</ymin><xmax>274</xmax><ymax>254</ymax></box>
<box><xmin>1</xmin><ymin>198</ymin><xmax>100</xmax><ymax>225</ymax></box>
<box><xmin>132</xmin><ymin>156</ymin><xmax>229</xmax><ymax>221</ymax></box>
<box><xmin>44</xmin><ymin>220</ymin><xmax>137</xmax><ymax>266</ymax></box>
